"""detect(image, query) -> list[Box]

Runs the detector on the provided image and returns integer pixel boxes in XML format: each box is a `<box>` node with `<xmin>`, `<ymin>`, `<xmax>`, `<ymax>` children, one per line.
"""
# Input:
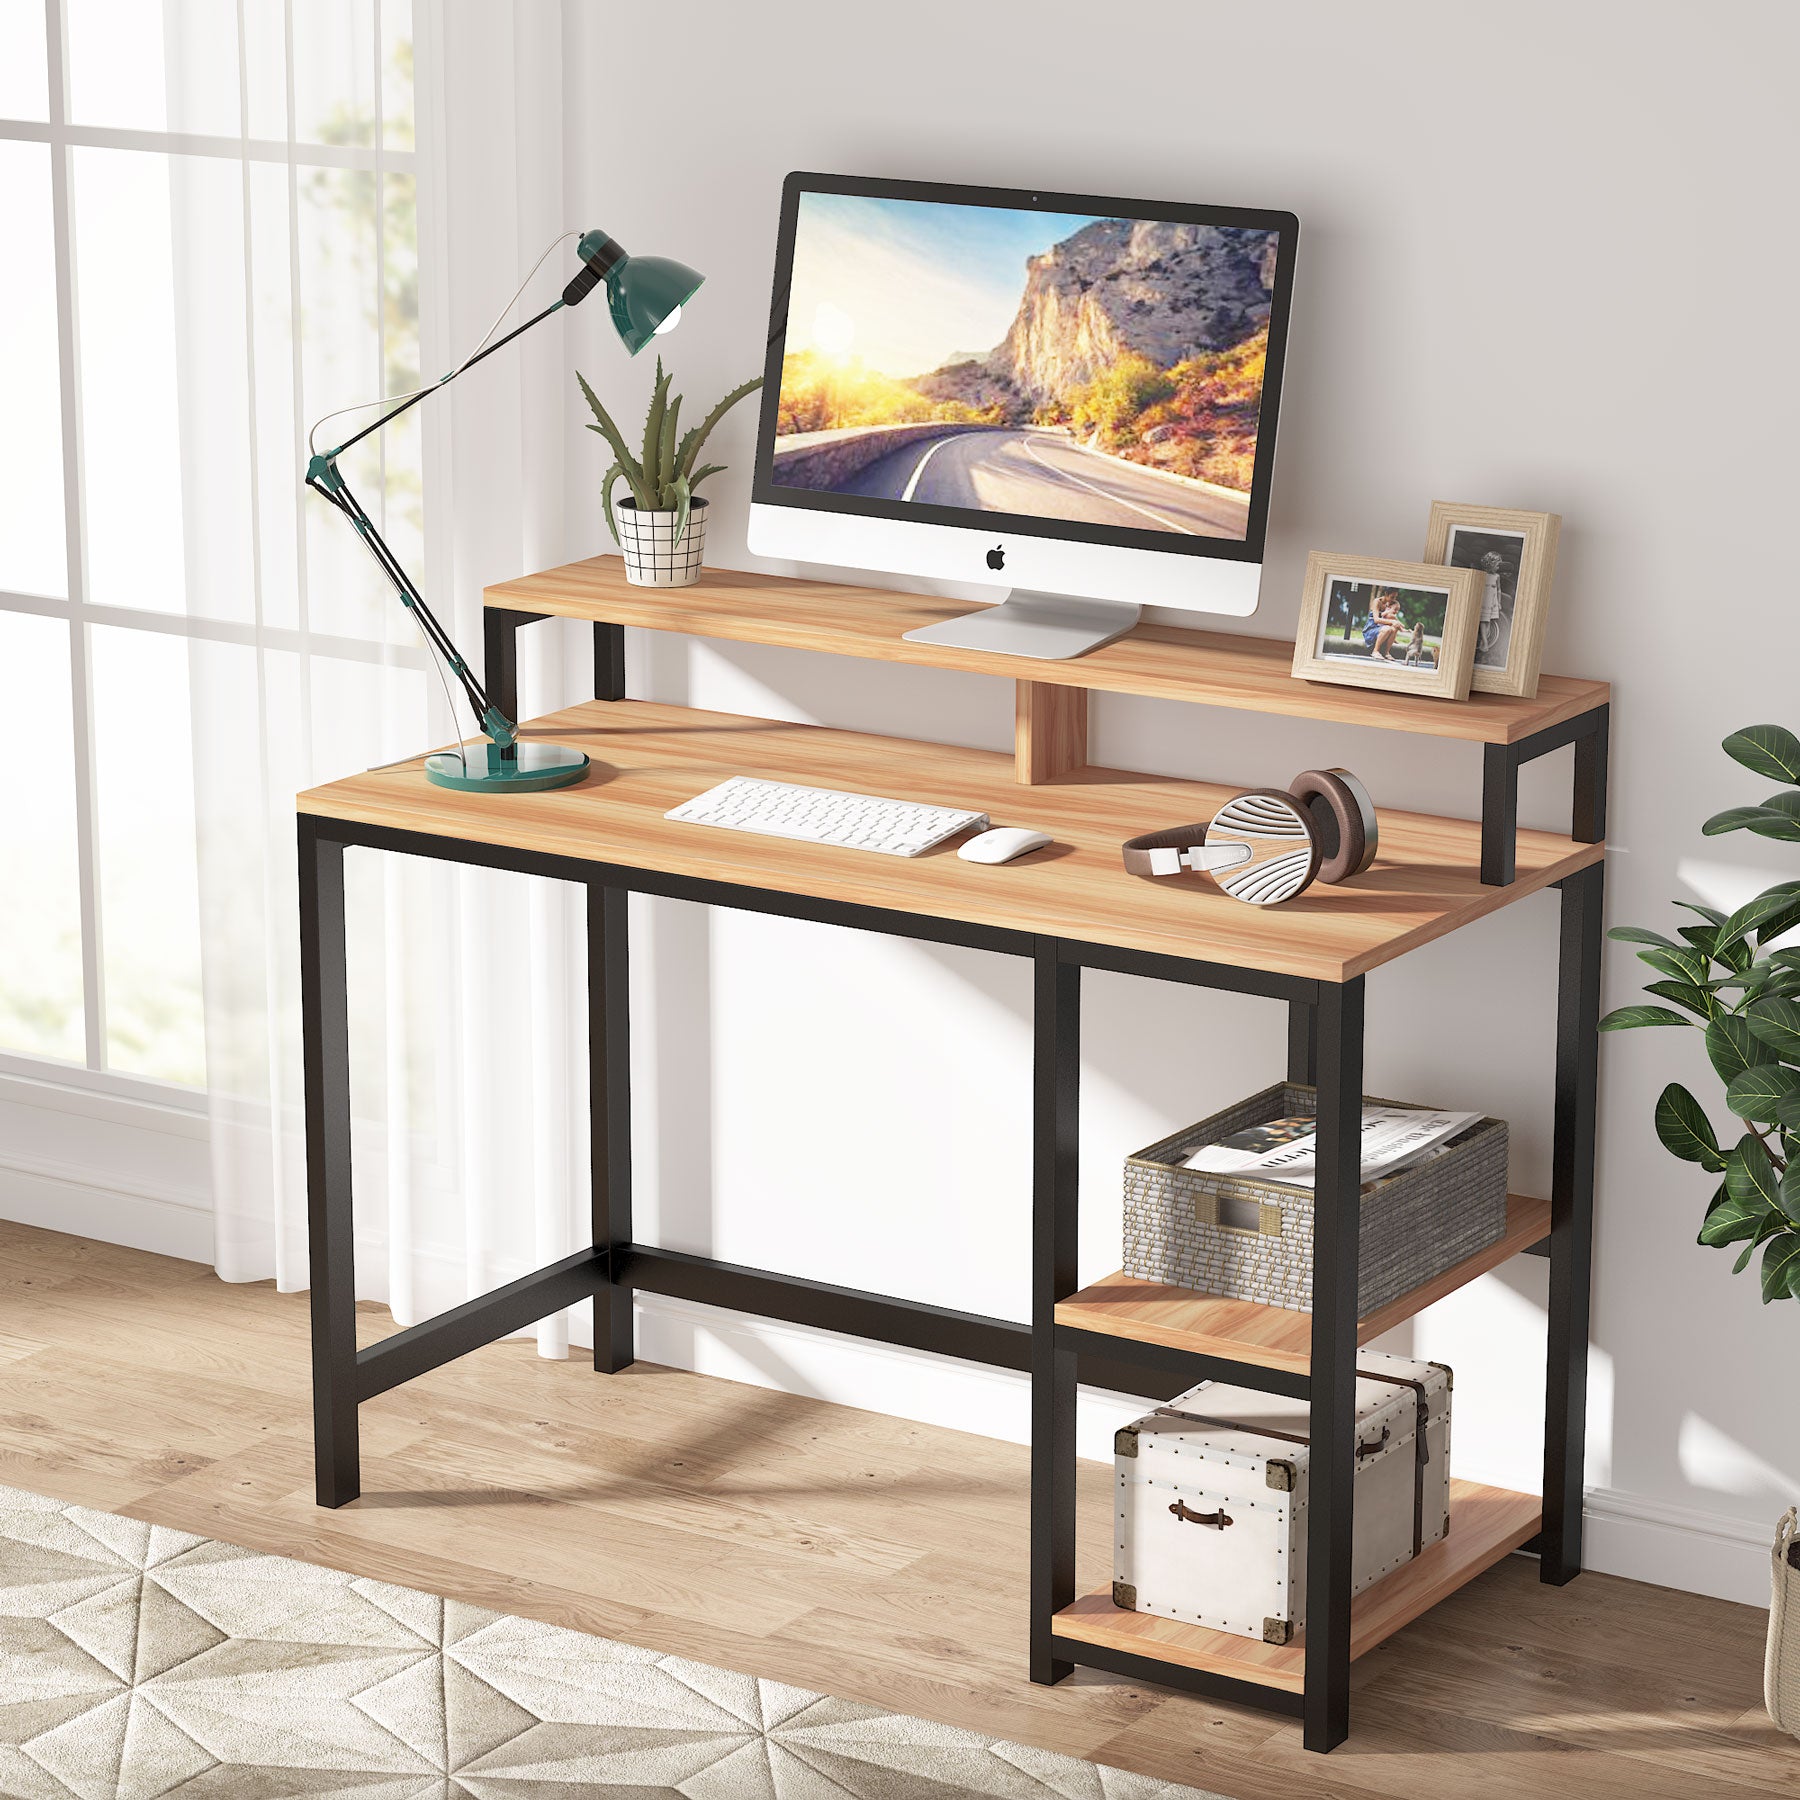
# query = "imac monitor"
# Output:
<box><xmin>748</xmin><ymin>173</ymin><xmax>1298</xmax><ymax>658</ymax></box>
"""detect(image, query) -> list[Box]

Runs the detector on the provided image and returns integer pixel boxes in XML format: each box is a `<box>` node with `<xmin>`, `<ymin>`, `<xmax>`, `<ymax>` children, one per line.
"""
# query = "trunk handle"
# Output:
<box><xmin>1355</xmin><ymin>1423</ymin><xmax>1391</xmax><ymax>1460</ymax></box>
<box><xmin>1168</xmin><ymin>1500</ymin><xmax>1234</xmax><ymax>1529</ymax></box>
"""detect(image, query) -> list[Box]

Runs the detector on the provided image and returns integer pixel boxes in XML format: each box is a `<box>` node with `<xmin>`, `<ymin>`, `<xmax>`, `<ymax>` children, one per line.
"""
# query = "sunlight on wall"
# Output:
<box><xmin>1679</xmin><ymin>1412</ymin><xmax>1800</xmax><ymax>1505</ymax></box>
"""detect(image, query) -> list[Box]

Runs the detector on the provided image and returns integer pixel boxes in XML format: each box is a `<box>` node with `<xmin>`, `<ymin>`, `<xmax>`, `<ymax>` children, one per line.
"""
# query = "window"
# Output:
<box><xmin>0</xmin><ymin>0</ymin><xmax>423</xmax><ymax>1096</ymax></box>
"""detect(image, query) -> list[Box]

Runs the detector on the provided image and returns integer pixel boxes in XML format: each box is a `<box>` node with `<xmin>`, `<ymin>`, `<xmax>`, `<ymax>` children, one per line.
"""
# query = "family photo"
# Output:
<box><xmin>1316</xmin><ymin>578</ymin><xmax>1451</xmax><ymax>671</ymax></box>
<box><xmin>1444</xmin><ymin>525</ymin><xmax>1527</xmax><ymax>671</ymax></box>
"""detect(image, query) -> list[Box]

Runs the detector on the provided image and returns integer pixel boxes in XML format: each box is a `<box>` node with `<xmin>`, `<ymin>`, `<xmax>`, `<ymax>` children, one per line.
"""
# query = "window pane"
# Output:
<box><xmin>293</xmin><ymin>0</ymin><xmax>376</xmax><ymax>149</ymax></box>
<box><xmin>72</xmin><ymin>148</ymin><xmax>185</xmax><ymax>612</ymax></box>
<box><xmin>0</xmin><ymin>142</ymin><xmax>67</xmax><ymax>598</ymax></box>
<box><xmin>67</xmin><ymin>0</ymin><xmax>240</xmax><ymax>136</ymax></box>
<box><xmin>90</xmin><ymin>625</ymin><xmax>206</xmax><ymax>1085</ymax></box>
<box><xmin>0</xmin><ymin>615</ymin><xmax>83</xmax><ymax>1061</ymax></box>
<box><xmin>381</xmin><ymin>0</ymin><xmax>413</xmax><ymax>150</ymax></box>
<box><xmin>0</xmin><ymin>0</ymin><xmax>49</xmax><ymax>121</ymax></box>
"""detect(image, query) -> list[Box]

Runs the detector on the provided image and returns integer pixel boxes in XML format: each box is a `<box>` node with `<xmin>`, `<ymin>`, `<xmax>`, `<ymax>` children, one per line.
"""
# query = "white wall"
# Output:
<box><xmin>552</xmin><ymin>0</ymin><xmax>1800</xmax><ymax>1606</ymax></box>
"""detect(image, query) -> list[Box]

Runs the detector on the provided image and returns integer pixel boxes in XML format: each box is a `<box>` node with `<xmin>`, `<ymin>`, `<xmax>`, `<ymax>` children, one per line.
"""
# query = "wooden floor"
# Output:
<box><xmin>0</xmin><ymin>1220</ymin><xmax>1790</xmax><ymax>1799</ymax></box>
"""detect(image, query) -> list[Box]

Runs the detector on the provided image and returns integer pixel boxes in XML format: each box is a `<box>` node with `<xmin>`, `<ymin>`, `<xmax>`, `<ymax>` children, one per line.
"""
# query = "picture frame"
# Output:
<box><xmin>1291</xmin><ymin>553</ymin><xmax>1483</xmax><ymax>700</ymax></box>
<box><xmin>1422</xmin><ymin>502</ymin><xmax>1561</xmax><ymax>699</ymax></box>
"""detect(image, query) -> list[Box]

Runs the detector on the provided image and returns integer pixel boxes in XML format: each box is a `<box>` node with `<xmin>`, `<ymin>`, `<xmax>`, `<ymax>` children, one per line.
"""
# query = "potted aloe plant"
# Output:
<box><xmin>578</xmin><ymin>360</ymin><xmax>761</xmax><ymax>587</ymax></box>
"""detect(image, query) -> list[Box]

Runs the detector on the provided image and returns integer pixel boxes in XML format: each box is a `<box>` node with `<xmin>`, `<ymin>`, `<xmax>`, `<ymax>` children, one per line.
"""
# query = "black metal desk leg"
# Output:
<box><xmin>300</xmin><ymin>821</ymin><xmax>360</xmax><ymax>1507</ymax></box>
<box><xmin>1542</xmin><ymin>860</ymin><xmax>1603</xmax><ymax>1581</ymax></box>
<box><xmin>1304</xmin><ymin>975</ymin><xmax>1364</xmax><ymax>1752</ymax></box>
<box><xmin>1573</xmin><ymin>705</ymin><xmax>1610</xmax><ymax>844</ymax></box>
<box><xmin>1481</xmin><ymin>743</ymin><xmax>1520</xmax><ymax>887</ymax></box>
<box><xmin>1287</xmin><ymin>998</ymin><xmax>1318</xmax><ymax>1086</ymax></box>
<box><xmin>590</xmin><ymin>883</ymin><xmax>634</xmax><ymax>1373</ymax></box>
<box><xmin>595</xmin><ymin>622</ymin><xmax>625</xmax><ymax>701</ymax></box>
<box><xmin>481</xmin><ymin>605</ymin><xmax>547</xmax><ymax>721</ymax></box>
<box><xmin>1030</xmin><ymin>938</ymin><xmax>1080</xmax><ymax>1684</ymax></box>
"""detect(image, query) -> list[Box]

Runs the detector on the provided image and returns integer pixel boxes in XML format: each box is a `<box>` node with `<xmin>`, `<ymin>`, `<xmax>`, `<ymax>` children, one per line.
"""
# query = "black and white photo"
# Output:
<box><xmin>1423</xmin><ymin>504</ymin><xmax>1561</xmax><ymax>698</ymax></box>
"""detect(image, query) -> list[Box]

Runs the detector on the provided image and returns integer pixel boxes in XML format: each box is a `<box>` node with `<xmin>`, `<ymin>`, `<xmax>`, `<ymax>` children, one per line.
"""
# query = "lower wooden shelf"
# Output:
<box><xmin>1052</xmin><ymin>1477</ymin><xmax>1541</xmax><ymax>1693</ymax></box>
<box><xmin>1056</xmin><ymin>1193</ymin><xmax>1551</xmax><ymax>1376</ymax></box>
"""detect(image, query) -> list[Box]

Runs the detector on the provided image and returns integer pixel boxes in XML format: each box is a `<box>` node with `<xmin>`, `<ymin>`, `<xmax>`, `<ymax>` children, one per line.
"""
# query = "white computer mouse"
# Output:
<box><xmin>959</xmin><ymin>827</ymin><xmax>1053</xmax><ymax>865</ymax></box>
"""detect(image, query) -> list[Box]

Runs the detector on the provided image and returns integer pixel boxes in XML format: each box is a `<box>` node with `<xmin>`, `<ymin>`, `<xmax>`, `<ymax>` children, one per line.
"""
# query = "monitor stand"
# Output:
<box><xmin>902</xmin><ymin>591</ymin><xmax>1141</xmax><ymax>661</ymax></box>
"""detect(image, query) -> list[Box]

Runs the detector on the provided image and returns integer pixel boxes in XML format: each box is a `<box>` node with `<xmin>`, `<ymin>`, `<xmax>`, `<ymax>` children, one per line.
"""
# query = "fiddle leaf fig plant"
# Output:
<box><xmin>577</xmin><ymin>358</ymin><xmax>762</xmax><ymax>553</ymax></box>
<box><xmin>1602</xmin><ymin>722</ymin><xmax>1800</xmax><ymax>1302</ymax></box>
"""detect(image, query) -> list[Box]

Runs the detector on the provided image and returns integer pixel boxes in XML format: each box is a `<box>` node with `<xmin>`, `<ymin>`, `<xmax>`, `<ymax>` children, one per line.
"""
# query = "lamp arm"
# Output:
<box><xmin>304</xmin><ymin>294</ymin><xmax>572</xmax><ymax>752</ymax></box>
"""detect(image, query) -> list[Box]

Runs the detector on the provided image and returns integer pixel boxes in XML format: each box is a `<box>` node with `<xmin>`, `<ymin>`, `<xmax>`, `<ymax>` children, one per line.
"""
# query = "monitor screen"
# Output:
<box><xmin>755</xmin><ymin>176</ymin><xmax>1295</xmax><ymax>557</ymax></box>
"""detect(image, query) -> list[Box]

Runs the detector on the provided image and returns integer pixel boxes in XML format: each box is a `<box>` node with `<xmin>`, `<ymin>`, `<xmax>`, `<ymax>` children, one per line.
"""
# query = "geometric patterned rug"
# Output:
<box><xmin>0</xmin><ymin>1484</ymin><xmax>1228</xmax><ymax>1799</ymax></box>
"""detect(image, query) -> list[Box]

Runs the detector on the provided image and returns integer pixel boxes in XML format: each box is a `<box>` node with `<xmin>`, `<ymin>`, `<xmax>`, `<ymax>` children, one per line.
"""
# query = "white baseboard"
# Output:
<box><xmin>0</xmin><ymin>1156</ymin><xmax>216</xmax><ymax>1265</ymax></box>
<box><xmin>1582</xmin><ymin>1484</ymin><xmax>1774</xmax><ymax>1610</ymax></box>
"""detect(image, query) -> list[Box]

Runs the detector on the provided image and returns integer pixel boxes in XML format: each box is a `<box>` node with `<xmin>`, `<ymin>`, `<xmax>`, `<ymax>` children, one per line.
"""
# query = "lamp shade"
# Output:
<box><xmin>607</xmin><ymin>254</ymin><xmax>704</xmax><ymax>355</ymax></box>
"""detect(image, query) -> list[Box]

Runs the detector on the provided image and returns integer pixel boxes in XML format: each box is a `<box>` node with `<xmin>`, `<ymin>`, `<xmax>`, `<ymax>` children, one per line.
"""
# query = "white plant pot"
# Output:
<box><xmin>615</xmin><ymin>497</ymin><xmax>707</xmax><ymax>587</ymax></box>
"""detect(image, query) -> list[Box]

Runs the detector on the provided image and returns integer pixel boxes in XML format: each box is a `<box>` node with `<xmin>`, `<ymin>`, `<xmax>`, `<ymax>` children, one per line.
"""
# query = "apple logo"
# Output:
<box><xmin>985</xmin><ymin>544</ymin><xmax>1005</xmax><ymax>571</ymax></box>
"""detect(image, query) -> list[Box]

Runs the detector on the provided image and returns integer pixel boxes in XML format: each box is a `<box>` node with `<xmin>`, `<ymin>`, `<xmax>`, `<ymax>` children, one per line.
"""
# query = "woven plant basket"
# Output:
<box><xmin>1769</xmin><ymin>1507</ymin><xmax>1800</xmax><ymax>1739</ymax></box>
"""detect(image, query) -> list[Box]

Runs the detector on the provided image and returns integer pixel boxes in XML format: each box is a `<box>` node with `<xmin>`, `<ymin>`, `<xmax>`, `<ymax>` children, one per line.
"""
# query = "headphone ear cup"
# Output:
<box><xmin>1289</xmin><ymin>768</ymin><xmax>1378</xmax><ymax>884</ymax></box>
<box><xmin>1202</xmin><ymin>789</ymin><xmax>1321</xmax><ymax>905</ymax></box>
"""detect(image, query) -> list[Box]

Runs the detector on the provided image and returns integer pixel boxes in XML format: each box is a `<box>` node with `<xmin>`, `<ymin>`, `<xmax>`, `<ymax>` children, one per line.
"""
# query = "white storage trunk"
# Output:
<box><xmin>1112</xmin><ymin>1350</ymin><xmax>1451</xmax><ymax>1644</ymax></box>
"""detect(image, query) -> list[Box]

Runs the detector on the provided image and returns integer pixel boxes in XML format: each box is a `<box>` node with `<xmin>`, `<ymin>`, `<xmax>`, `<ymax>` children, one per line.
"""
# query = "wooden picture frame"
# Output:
<box><xmin>1423</xmin><ymin>503</ymin><xmax>1561</xmax><ymax>699</ymax></box>
<box><xmin>1291</xmin><ymin>553</ymin><xmax>1482</xmax><ymax>700</ymax></box>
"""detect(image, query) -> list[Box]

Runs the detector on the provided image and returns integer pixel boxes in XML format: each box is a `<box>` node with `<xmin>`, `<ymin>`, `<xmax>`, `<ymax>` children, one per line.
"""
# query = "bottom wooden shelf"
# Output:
<box><xmin>1051</xmin><ymin>1478</ymin><xmax>1541</xmax><ymax>1694</ymax></box>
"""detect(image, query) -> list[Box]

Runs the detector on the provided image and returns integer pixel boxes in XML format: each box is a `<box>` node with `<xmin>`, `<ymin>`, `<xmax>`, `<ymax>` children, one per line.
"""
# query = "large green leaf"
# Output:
<box><xmin>1715</xmin><ymin>883</ymin><xmax>1800</xmax><ymax>957</ymax></box>
<box><xmin>1599</xmin><ymin>1005</ymin><xmax>1694</xmax><ymax>1031</ymax></box>
<box><xmin>1700</xmin><ymin>1185</ymin><xmax>1772</xmax><ymax>1248</ymax></box>
<box><xmin>599</xmin><ymin>462</ymin><xmax>624</xmax><ymax>547</ymax></box>
<box><xmin>1725</xmin><ymin>1063</ymin><xmax>1800</xmax><ymax>1122</ymax></box>
<box><xmin>1655</xmin><ymin>1083</ymin><xmax>1724</xmax><ymax>1169</ymax></box>
<box><xmin>1723</xmin><ymin>724</ymin><xmax>1800</xmax><ymax>784</ymax></box>
<box><xmin>1748</xmin><ymin>998</ymin><xmax>1800</xmax><ymax>1063</ymax></box>
<box><xmin>1759</xmin><ymin>1232</ymin><xmax>1800</xmax><ymax>1303</ymax></box>
<box><xmin>1637</xmin><ymin>945</ymin><xmax>1712</xmax><ymax>986</ymax></box>
<box><xmin>1644</xmin><ymin>978</ymin><xmax>1719</xmax><ymax>1021</ymax></box>
<box><xmin>1781</xmin><ymin>1156</ymin><xmax>1800</xmax><ymax>1226</ymax></box>
<box><xmin>1609</xmin><ymin>925</ymin><xmax>1681</xmax><ymax>950</ymax></box>
<box><xmin>1768</xmin><ymin>792</ymin><xmax>1800</xmax><ymax>820</ymax></box>
<box><xmin>1725</xmin><ymin>1133</ymin><xmax>1781</xmax><ymax>1210</ymax></box>
<box><xmin>1776</xmin><ymin>1094</ymin><xmax>1800</xmax><ymax>1133</ymax></box>
<box><xmin>1705</xmin><ymin>1013</ymin><xmax>1762</xmax><ymax>1083</ymax></box>
<box><xmin>1673</xmin><ymin>901</ymin><xmax>1729</xmax><ymax>926</ymax></box>
<box><xmin>1702</xmin><ymin>805</ymin><xmax>1800</xmax><ymax>840</ymax></box>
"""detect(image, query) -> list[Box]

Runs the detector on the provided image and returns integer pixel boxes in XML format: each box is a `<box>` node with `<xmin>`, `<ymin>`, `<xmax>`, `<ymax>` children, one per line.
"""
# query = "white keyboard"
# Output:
<box><xmin>665</xmin><ymin>777</ymin><xmax>988</xmax><ymax>857</ymax></box>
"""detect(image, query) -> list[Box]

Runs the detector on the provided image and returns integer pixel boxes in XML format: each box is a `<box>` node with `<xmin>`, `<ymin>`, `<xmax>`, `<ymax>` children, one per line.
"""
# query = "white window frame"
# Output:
<box><xmin>0</xmin><ymin>0</ymin><xmax>428</xmax><ymax>1115</ymax></box>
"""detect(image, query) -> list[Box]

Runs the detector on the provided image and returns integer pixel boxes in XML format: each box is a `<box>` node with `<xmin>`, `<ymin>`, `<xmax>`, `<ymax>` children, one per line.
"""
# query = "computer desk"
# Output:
<box><xmin>295</xmin><ymin>557</ymin><xmax>1609</xmax><ymax>1753</ymax></box>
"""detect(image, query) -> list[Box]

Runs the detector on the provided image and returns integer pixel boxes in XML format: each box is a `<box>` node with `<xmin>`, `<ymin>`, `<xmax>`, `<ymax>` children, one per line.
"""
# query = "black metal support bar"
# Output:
<box><xmin>1057</xmin><ymin>1323</ymin><xmax>1310</xmax><ymax>1401</ymax></box>
<box><xmin>591</xmin><ymin>884</ymin><xmax>634</xmax><ymax>1372</ymax></box>
<box><xmin>357</xmin><ymin>1250</ymin><xmax>609</xmax><ymax>1400</ymax></box>
<box><xmin>595</xmin><ymin>621</ymin><xmax>626</xmax><ymax>701</ymax></box>
<box><xmin>1030</xmin><ymin>938</ymin><xmax>1081</xmax><ymax>1686</ymax></box>
<box><xmin>1303</xmin><ymin>976</ymin><xmax>1365</xmax><ymax>1753</ymax></box>
<box><xmin>299</xmin><ymin>819</ymin><xmax>360</xmax><ymax>1508</ymax></box>
<box><xmin>481</xmin><ymin>604</ymin><xmax>546</xmax><ymax>725</ymax></box>
<box><xmin>615</xmin><ymin>1246</ymin><xmax>1028</xmax><ymax>1368</ymax></box>
<box><xmin>1480</xmin><ymin>705</ymin><xmax>1610</xmax><ymax>886</ymax></box>
<box><xmin>309</xmin><ymin>817</ymin><xmax>1039</xmax><ymax>961</ymax></box>
<box><xmin>1542</xmin><ymin>860</ymin><xmax>1604</xmax><ymax>1583</ymax></box>
<box><xmin>1059</xmin><ymin>936</ymin><xmax>1319</xmax><ymax>1004</ymax></box>
<box><xmin>1052</xmin><ymin>1636</ymin><xmax>1306</xmax><ymax>1719</ymax></box>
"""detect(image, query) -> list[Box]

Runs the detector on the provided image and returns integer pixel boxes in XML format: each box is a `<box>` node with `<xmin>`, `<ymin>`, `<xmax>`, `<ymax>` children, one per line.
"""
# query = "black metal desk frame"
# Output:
<box><xmin>300</xmin><ymin>612</ymin><xmax>1605</xmax><ymax>1754</ymax></box>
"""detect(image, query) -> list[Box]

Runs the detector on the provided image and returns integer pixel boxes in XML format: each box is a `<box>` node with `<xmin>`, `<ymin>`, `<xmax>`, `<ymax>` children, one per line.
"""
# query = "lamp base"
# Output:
<box><xmin>424</xmin><ymin>741</ymin><xmax>590</xmax><ymax>793</ymax></box>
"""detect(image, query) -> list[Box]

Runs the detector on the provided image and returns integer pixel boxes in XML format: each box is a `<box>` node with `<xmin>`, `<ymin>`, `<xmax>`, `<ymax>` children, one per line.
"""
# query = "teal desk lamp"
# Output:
<box><xmin>305</xmin><ymin>231</ymin><xmax>703</xmax><ymax>792</ymax></box>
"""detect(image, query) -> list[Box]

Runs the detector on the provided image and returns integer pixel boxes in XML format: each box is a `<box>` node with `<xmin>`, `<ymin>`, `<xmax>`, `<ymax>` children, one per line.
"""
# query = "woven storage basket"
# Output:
<box><xmin>1769</xmin><ymin>1508</ymin><xmax>1800</xmax><ymax>1739</ymax></box>
<box><xmin>1123</xmin><ymin>1081</ymin><xmax>1508</xmax><ymax>1315</ymax></box>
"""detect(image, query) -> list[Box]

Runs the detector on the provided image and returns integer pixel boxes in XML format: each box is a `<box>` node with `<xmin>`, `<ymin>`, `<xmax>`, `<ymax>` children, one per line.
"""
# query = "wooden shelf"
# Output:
<box><xmin>298</xmin><ymin>701</ymin><xmax>1602</xmax><ymax>985</ymax></box>
<box><xmin>1056</xmin><ymin>1193</ymin><xmax>1551</xmax><ymax>1375</ymax></box>
<box><xmin>486</xmin><ymin>556</ymin><xmax>1609</xmax><ymax>747</ymax></box>
<box><xmin>1053</xmin><ymin>1478</ymin><xmax>1542</xmax><ymax>1693</ymax></box>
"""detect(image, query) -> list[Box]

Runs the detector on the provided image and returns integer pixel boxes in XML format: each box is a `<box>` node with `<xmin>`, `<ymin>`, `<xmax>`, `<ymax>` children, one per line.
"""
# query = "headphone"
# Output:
<box><xmin>1121</xmin><ymin>768</ymin><xmax>1378</xmax><ymax>907</ymax></box>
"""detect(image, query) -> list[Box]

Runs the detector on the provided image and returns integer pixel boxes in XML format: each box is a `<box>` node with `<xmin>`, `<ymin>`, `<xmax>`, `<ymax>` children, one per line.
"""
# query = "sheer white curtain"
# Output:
<box><xmin>196</xmin><ymin>0</ymin><xmax>592</xmax><ymax>1354</ymax></box>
